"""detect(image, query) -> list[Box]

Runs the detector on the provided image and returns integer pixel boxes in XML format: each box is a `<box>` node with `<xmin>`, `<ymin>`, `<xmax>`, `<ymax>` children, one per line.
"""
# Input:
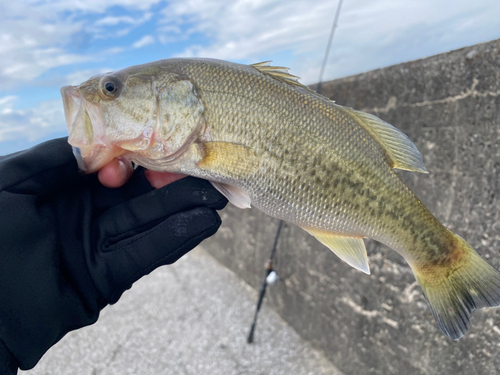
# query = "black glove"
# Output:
<box><xmin>0</xmin><ymin>138</ymin><xmax>227</xmax><ymax>373</ymax></box>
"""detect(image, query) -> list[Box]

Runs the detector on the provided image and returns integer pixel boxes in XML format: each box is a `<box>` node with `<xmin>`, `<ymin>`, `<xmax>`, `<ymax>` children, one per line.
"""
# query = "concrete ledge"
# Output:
<box><xmin>203</xmin><ymin>39</ymin><xmax>500</xmax><ymax>375</ymax></box>
<box><xmin>21</xmin><ymin>248</ymin><xmax>341</xmax><ymax>375</ymax></box>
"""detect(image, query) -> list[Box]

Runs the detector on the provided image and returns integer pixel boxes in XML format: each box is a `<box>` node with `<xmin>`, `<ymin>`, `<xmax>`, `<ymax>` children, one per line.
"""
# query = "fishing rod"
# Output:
<box><xmin>317</xmin><ymin>0</ymin><xmax>343</xmax><ymax>94</ymax></box>
<box><xmin>246</xmin><ymin>220</ymin><xmax>283</xmax><ymax>343</ymax></box>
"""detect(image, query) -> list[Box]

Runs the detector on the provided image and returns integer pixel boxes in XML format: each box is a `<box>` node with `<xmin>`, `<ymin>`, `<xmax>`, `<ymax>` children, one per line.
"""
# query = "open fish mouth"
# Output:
<box><xmin>61</xmin><ymin>85</ymin><xmax>123</xmax><ymax>173</ymax></box>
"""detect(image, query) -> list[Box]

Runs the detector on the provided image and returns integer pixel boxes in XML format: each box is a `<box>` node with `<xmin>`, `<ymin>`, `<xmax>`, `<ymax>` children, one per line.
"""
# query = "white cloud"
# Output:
<box><xmin>157</xmin><ymin>25</ymin><xmax>184</xmax><ymax>44</ymax></box>
<box><xmin>0</xmin><ymin>2</ymin><xmax>89</xmax><ymax>87</ymax></box>
<box><xmin>160</xmin><ymin>0</ymin><xmax>341</xmax><ymax>61</ymax></box>
<box><xmin>132</xmin><ymin>35</ymin><xmax>155</xmax><ymax>49</ymax></box>
<box><xmin>95</xmin><ymin>12</ymin><xmax>153</xmax><ymax>26</ymax></box>
<box><xmin>63</xmin><ymin>68</ymin><xmax>113</xmax><ymax>86</ymax></box>
<box><xmin>90</xmin><ymin>12</ymin><xmax>154</xmax><ymax>39</ymax></box>
<box><xmin>0</xmin><ymin>96</ymin><xmax>65</xmax><ymax>142</ymax></box>
<box><xmin>34</xmin><ymin>0</ymin><xmax>162</xmax><ymax>13</ymax></box>
<box><xmin>105</xmin><ymin>47</ymin><xmax>127</xmax><ymax>55</ymax></box>
<box><xmin>3</xmin><ymin>0</ymin><xmax>498</xmax><ymax>89</ymax></box>
<box><xmin>159</xmin><ymin>0</ymin><xmax>500</xmax><ymax>84</ymax></box>
<box><xmin>96</xmin><ymin>16</ymin><xmax>136</xmax><ymax>26</ymax></box>
<box><xmin>0</xmin><ymin>48</ymin><xmax>91</xmax><ymax>86</ymax></box>
<box><xmin>0</xmin><ymin>96</ymin><xmax>17</xmax><ymax>108</ymax></box>
<box><xmin>0</xmin><ymin>1</ymin><xmax>158</xmax><ymax>88</ymax></box>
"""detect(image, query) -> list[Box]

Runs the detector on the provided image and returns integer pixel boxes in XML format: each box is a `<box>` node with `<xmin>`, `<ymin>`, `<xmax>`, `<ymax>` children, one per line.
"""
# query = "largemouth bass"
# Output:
<box><xmin>61</xmin><ymin>58</ymin><xmax>500</xmax><ymax>339</ymax></box>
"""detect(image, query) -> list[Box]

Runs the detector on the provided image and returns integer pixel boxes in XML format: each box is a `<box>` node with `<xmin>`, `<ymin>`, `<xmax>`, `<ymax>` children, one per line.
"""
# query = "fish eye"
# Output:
<box><xmin>104</xmin><ymin>82</ymin><xmax>115</xmax><ymax>92</ymax></box>
<box><xmin>100</xmin><ymin>77</ymin><xmax>121</xmax><ymax>98</ymax></box>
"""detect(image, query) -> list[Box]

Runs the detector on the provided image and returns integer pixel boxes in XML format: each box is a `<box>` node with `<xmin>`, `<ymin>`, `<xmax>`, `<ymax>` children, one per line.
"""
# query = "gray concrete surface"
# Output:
<box><xmin>20</xmin><ymin>247</ymin><xmax>341</xmax><ymax>375</ymax></box>
<box><xmin>202</xmin><ymin>39</ymin><xmax>500</xmax><ymax>375</ymax></box>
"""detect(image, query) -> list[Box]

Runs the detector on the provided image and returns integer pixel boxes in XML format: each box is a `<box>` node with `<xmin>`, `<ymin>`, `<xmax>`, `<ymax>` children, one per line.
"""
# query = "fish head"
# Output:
<box><xmin>61</xmin><ymin>64</ymin><xmax>205</xmax><ymax>173</ymax></box>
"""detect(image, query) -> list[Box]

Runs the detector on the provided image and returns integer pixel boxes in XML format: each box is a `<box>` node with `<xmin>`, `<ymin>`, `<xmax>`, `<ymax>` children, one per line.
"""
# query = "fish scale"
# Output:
<box><xmin>184</xmin><ymin>62</ymin><xmax>420</xmax><ymax>244</ymax></box>
<box><xmin>61</xmin><ymin>57</ymin><xmax>500</xmax><ymax>340</ymax></box>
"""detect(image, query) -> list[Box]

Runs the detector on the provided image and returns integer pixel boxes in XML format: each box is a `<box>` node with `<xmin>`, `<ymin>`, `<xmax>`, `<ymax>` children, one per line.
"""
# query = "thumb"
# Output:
<box><xmin>89</xmin><ymin>206</ymin><xmax>221</xmax><ymax>304</ymax></box>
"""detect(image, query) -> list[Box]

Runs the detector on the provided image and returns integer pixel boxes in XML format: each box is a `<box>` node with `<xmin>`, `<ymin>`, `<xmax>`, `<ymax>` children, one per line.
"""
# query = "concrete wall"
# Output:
<box><xmin>203</xmin><ymin>39</ymin><xmax>500</xmax><ymax>375</ymax></box>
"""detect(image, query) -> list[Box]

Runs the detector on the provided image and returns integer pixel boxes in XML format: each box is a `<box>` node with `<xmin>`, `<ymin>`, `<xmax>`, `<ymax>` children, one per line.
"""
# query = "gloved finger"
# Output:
<box><xmin>145</xmin><ymin>170</ymin><xmax>187</xmax><ymax>188</ymax></box>
<box><xmin>90</xmin><ymin>206</ymin><xmax>222</xmax><ymax>303</ymax></box>
<box><xmin>94</xmin><ymin>177</ymin><xmax>227</xmax><ymax>244</ymax></box>
<box><xmin>0</xmin><ymin>138</ymin><xmax>82</xmax><ymax>196</ymax></box>
<box><xmin>0</xmin><ymin>340</ymin><xmax>17</xmax><ymax>374</ymax></box>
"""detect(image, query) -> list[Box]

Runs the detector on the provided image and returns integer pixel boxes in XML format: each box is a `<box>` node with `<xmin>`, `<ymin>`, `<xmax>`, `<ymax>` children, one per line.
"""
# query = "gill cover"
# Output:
<box><xmin>127</xmin><ymin>74</ymin><xmax>206</xmax><ymax>170</ymax></box>
<box><xmin>155</xmin><ymin>77</ymin><xmax>205</xmax><ymax>157</ymax></box>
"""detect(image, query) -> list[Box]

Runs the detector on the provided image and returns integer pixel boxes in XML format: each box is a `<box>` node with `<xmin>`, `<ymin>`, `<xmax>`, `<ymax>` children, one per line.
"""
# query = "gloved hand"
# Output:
<box><xmin>0</xmin><ymin>138</ymin><xmax>227</xmax><ymax>373</ymax></box>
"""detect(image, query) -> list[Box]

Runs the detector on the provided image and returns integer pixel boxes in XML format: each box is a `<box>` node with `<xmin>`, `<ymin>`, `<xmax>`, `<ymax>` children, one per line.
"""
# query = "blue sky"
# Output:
<box><xmin>1</xmin><ymin>0</ymin><xmax>499</xmax><ymax>155</ymax></box>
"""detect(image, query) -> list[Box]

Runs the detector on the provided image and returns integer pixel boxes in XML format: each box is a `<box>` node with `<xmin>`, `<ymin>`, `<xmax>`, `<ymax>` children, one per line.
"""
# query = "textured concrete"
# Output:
<box><xmin>20</xmin><ymin>248</ymin><xmax>341</xmax><ymax>375</ymax></box>
<box><xmin>202</xmin><ymin>39</ymin><xmax>500</xmax><ymax>375</ymax></box>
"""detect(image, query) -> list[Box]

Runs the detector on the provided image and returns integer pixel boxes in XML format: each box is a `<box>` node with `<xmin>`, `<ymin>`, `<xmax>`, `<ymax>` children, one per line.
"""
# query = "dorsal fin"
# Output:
<box><xmin>251</xmin><ymin>61</ymin><xmax>300</xmax><ymax>84</ymax></box>
<box><xmin>251</xmin><ymin>61</ymin><xmax>333</xmax><ymax>101</ymax></box>
<box><xmin>342</xmin><ymin>107</ymin><xmax>428</xmax><ymax>173</ymax></box>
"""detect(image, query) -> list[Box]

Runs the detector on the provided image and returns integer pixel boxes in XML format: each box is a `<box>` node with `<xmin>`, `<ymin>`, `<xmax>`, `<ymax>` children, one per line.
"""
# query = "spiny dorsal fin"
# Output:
<box><xmin>342</xmin><ymin>107</ymin><xmax>428</xmax><ymax>173</ymax></box>
<box><xmin>251</xmin><ymin>61</ymin><xmax>333</xmax><ymax>101</ymax></box>
<box><xmin>302</xmin><ymin>227</ymin><xmax>370</xmax><ymax>274</ymax></box>
<box><xmin>251</xmin><ymin>61</ymin><xmax>301</xmax><ymax>85</ymax></box>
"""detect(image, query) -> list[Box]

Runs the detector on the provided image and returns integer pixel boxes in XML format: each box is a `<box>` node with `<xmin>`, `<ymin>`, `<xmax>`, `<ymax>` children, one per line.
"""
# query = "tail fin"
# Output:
<box><xmin>413</xmin><ymin>234</ymin><xmax>500</xmax><ymax>340</ymax></box>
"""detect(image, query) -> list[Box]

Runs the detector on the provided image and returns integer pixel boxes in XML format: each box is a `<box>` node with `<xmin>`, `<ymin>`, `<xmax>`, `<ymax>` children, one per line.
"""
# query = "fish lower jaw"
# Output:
<box><xmin>75</xmin><ymin>144</ymin><xmax>125</xmax><ymax>173</ymax></box>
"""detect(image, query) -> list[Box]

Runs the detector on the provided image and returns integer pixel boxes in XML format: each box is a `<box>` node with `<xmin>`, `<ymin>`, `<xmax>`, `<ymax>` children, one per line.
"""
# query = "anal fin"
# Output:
<box><xmin>303</xmin><ymin>228</ymin><xmax>370</xmax><ymax>274</ymax></box>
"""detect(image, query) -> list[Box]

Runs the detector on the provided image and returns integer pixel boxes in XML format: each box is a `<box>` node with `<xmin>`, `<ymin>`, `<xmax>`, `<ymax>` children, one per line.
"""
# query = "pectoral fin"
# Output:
<box><xmin>197</xmin><ymin>142</ymin><xmax>261</xmax><ymax>179</ymax></box>
<box><xmin>197</xmin><ymin>142</ymin><xmax>257</xmax><ymax>209</ymax></box>
<box><xmin>303</xmin><ymin>228</ymin><xmax>370</xmax><ymax>274</ymax></box>
<box><xmin>210</xmin><ymin>182</ymin><xmax>251</xmax><ymax>209</ymax></box>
